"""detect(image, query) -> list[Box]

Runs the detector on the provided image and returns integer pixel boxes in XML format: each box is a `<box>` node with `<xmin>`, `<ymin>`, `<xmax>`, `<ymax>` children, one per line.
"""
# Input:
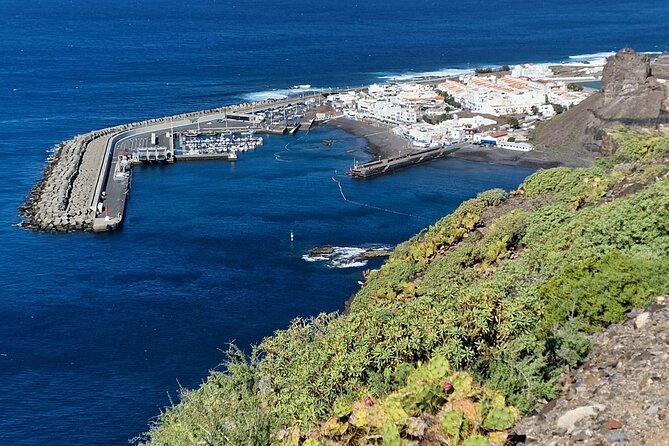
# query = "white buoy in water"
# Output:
<box><xmin>290</xmin><ymin>230</ymin><xmax>294</xmax><ymax>242</ymax></box>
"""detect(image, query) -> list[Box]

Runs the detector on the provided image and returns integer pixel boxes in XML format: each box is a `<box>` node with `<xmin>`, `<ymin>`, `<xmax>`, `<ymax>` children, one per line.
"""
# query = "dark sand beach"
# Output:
<box><xmin>325</xmin><ymin>118</ymin><xmax>414</xmax><ymax>158</ymax></box>
<box><xmin>445</xmin><ymin>145</ymin><xmax>590</xmax><ymax>169</ymax></box>
<box><xmin>326</xmin><ymin>117</ymin><xmax>591</xmax><ymax>169</ymax></box>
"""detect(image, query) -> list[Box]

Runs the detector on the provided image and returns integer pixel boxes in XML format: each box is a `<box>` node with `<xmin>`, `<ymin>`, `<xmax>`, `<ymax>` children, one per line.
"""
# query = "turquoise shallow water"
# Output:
<box><xmin>1</xmin><ymin>0</ymin><xmax>667</xmax><ymax>444</ymax></box>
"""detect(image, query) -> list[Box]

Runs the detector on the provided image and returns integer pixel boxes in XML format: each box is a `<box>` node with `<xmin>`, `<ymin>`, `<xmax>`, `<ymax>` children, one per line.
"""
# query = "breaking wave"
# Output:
<box><xmin>568</xmin><ymin>51</ymin><xmax>616</xmax><ymax>62</ymax></box>
<box><xmin>377</xmin><ymin>68</ymin><xmax>473</xmax><ymax>82</ymax></box>
<box><xmin>243</xmin><ymin>85</ymin><xmax>319</xmax><ymax>102</ymax></box>
<box><xmin>302</xmin><ymin>245</ymin><xmax>392</xmax><ymax>269</ymax></box>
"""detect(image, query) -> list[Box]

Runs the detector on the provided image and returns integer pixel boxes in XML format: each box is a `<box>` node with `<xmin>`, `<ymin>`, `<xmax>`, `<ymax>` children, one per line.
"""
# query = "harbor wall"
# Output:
<box><xmin>20</xmin><ymin>109</ymin><xmax>232</xmax><ymax>231</ymax></box>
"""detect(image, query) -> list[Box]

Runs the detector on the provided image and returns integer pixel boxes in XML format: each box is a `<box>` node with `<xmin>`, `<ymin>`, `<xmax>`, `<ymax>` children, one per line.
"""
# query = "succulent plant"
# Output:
<box><xmin>381</xmin><ymin>422</ymin><xmax>401</xmax><ymax>446</ymax></box>
<box><xmin>482</xmin><ymin>407</ymin><xmax>516</xmax><ymax>431</ymax></box>
<box><xmin>462</xmin><ymin>435</ymin><xmax>490</xmax><ymax>446</ymax></box>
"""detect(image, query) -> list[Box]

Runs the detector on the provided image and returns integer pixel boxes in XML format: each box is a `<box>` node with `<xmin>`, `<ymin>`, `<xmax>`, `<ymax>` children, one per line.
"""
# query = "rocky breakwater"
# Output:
<box><xmin>19</xmin><ymin>131</ymin><xmax>112</xmax><ymax>232</ymax></box>
<box><xmin>534</xmin><ymin>48</ymin><xmax>669</xmax><ymax>159</ymax></box>
<box><xmin>512</xmin><ymin>295</ymin><xmax>669</xmax><ymax>445</ymax></box>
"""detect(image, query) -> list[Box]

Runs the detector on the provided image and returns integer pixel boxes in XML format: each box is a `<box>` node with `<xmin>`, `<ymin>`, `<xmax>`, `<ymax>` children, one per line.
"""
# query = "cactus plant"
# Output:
<box><xmin>441</xmin><ymin>408</ymin><xmax>467</xmax><ymax>444</ymax></box>
<box><xmin>482</xmin><ymin>407</ymin><xmax>515</xmax><ymax>431</ymax></box>
<box><xmin>381</xmin><ymin>422</ymin><xmax>401</xmax><ymax>446</ymax></box>
<box><xmin>462</xmin><ymin>435</ymin><xmax>490</xmax><ymax>446</ymax></box>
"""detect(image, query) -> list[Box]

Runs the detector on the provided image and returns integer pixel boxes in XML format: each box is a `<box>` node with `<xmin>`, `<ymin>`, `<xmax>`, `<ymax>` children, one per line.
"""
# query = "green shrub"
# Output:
<box><xmin>542</xmin><ymin>251</ymin><xmax>669</xmax><ymax>331</ymax></box>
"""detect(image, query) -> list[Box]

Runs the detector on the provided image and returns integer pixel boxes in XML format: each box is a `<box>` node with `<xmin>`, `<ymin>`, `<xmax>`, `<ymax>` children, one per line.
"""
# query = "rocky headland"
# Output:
<box><xmin>534</xmin><ymin>48</ymin><xmax>669</xmax><ymax>158</ymax></box>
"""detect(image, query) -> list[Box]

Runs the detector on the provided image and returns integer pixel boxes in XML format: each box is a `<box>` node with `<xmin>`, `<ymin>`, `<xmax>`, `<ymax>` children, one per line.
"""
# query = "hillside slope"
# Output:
<box><xmin>513</xmin><ymin>296</ymin><xmax>669</xmax><ymax>445</ymax></box>
<box><xmin>140</xmin><ymin>128</ymin><xmax>669</xmax><ymax>446</ymax></box>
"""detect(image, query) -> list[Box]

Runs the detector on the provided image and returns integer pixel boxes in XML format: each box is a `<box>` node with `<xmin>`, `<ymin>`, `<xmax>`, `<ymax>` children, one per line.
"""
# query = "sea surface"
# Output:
<box><xmin>1</xmin><ymin>0</ymin><xmax>667</xmax><ymax>444</ymax></box>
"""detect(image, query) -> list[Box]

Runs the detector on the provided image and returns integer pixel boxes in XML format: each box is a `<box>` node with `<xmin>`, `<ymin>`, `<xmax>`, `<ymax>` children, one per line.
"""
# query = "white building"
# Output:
<box><xmin>327</xmin><ymin>92</ymin><xmax>358</xmax><ymax>108</ymax></box>
<box><xmin>368</xmin><ymin>84</ymin><xmax>386</xmax><ymax>97</ymax></box>
<box><xmin>369</xmin><ymin>102</ymin><xmax>417</xmax><ymax>123</ymax></box>
<box><xmin>463</xmin><ymin>76</ymin><xmax>546</xmax><ymax>116</ymax></box>
<box><xmin>397</xmin><ymin>83</ymin><xmax>441</xmax><ymax>102</ymax></box>
<box><xmin>394</xmin><ymin>114</ymin><xmax>497</xmax><ymax>147</ymax></box>
<box><xmin>511</xmin><ymin>64</ymin><xmax>553</xmax><ymax>79</ymax></box>
<box><xmin>498</xmin><ymin>141</ymin><xmax>534</xmax><ymax>151</ymax></box>
<box><xmin>547</xmin><ymin>90</ymin><xmax>590</xmax><ymax>108</ymax></box>
<box><xmin>435</xmin><ymin>70</ymin><xmax>595</xmax><ymax>117</ymax></box>
<box><xmin>538</xmin><ymin>104</ymin><xmax>556</xmax><ymax>118</ymax></box>
<box><xmin>437</xmin><ymin>80</ymin><xmax>468</xmax><ymax>103</ymax></box>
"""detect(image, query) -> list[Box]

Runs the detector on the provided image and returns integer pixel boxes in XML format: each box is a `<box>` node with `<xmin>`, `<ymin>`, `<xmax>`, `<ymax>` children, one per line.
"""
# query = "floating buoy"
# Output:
<box><xmin>290</xmin><ymin>230</ymin><xmax>294</xmax><ymax>242</ymax></box>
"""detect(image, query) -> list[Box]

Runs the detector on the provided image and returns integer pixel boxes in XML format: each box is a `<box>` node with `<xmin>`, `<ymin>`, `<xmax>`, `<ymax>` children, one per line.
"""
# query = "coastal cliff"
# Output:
<box><xmin>534</xmin><ymin>48</ymin><xmax>669</xmax><ymax>158</ymax></box>
<box><xmin>139</xmin><ymin>125</ymin><xmax>669</xmax><ymax>445</ymax></box>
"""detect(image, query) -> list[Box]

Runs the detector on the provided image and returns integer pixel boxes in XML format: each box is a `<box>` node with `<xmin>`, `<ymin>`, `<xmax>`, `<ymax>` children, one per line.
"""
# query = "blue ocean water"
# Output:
<box><xmin>1</xmin><ymin>0</ymin><xmax>667</xmax><ymax>444</ymax></box>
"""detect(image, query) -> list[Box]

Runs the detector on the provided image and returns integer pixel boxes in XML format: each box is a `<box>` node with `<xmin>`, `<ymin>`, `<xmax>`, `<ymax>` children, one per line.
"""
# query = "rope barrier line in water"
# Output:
<box><xmin>273</xmin><ymin>125</ymin><xmax>386</xmax><ymax>163</ymax></box>
<box><xmin>331</xmin><ymin>173</ymin><xmax>426</xmax><ymax>220</ymax></box>
<box><xmin>267</xmin><ymin>128</ymin><xmax>428</xmax><ymax>221</ymax></box>
<box><xmin>274</xmin><ymin>131</ymin><xmax>310</xmax><ymax>162</ymax></box>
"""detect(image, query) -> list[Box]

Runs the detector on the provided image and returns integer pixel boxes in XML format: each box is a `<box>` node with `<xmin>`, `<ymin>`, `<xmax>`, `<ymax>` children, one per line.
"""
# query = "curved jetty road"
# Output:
<box><xmin>20</xmin><ymin>95</ymin><xmax>322</xmax><ymax>232</ymax></box>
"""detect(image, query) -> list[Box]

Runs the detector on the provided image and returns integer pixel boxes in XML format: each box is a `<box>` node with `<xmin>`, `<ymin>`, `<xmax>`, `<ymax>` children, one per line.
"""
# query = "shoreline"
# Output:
<box><xmin>446</xmin><ymin>145</ymin><xmax>591</xmax><ymax>169</ymax></box>
<box><xmin>324</xmin><ymin>117</ymin><xmax>415</xmax><ymax>159</ymax></box>
<box><xmin>325</xmin><ymin>117</ymin><xmax>592</xmax><ymax>170</ymax></box>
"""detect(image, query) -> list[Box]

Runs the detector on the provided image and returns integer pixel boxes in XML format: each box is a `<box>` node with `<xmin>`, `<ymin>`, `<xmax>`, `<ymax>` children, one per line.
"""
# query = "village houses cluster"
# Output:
<box><xmin>325</xmin><ymin>62</ymin><xmax>598</xmax><ymax>152</ymax></box>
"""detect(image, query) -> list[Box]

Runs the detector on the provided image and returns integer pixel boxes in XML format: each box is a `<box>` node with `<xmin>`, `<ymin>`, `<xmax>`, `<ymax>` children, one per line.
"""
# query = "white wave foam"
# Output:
<box><xmin>243</xmin><ymin>85</ymin><xmax>318</xmax><ymax>102</ymax></box>
<box><xmin>302</xmin><ymin>245</ymin><xmax>393</xmax><ymax>269</ymax></box>
<box><xmin>566</xmin><ymin>50</ymin><xmax>662</xmax><ymax>66</ymax></box>
<box><xmin>378</xmin><ymin>68</ymin><xmax>473</xmax><ymax>82</ymax></box>
<box><xmin>374</xmin><ymin>50</ymin><xmax>663</xmax><ymax>86</ymax></box>
<box><xmin>331</xmin><ymin>260</ymin><xmax>369</xmax><ymax>269</ymax></box>
<box><xmin>568</xmin><ymin>52</ymin><xmax>616</xmax><ymax>62</ymax></box>
<box><xmin>301</xmin><ymin>255</ymin><xmax>329</xmax><ymax>262</ymax></box>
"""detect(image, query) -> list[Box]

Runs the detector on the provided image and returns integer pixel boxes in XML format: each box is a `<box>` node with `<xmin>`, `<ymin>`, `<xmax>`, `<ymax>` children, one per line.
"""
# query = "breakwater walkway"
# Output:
<box><xmin>348</xmin><ymin>144</ymin><xmax>465</xmax><ymax>178</ymax></box>
<box><xmin>20</xmin><ymin>95</ymin><xmax>321</xmax><ymax>233</ymax></box>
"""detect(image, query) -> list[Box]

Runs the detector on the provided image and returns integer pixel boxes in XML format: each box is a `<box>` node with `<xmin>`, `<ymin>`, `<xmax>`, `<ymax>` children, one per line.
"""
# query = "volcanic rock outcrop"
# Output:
<box><xmin>534</xmin><ymin>48</ymin><xmax>669</xmax><ymax>158</ymax></box>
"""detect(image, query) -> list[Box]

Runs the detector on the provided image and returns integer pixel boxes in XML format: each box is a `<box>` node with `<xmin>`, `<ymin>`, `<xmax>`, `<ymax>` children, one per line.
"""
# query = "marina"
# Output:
<box><xmin>176</xmin><ymin>131</ymin><xmax>264</xmax><ymax>161</ymax></box>
<box><xmin>20</xmin><ymin>94</ymin><xmax>327</xmax><ymax>233</ymax></box>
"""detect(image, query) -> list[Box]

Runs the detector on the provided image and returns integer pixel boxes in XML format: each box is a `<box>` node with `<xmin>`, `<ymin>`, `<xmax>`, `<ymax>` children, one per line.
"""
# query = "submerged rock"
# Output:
<box><xmin>305</xmin><ymin>245</ymin><xmax>393</xmax><ymax>268</ymax></box>
<box><xmin>308</xmin><ymin>245</ymin><xmax>336</xmax><ymax>257</ymax></box>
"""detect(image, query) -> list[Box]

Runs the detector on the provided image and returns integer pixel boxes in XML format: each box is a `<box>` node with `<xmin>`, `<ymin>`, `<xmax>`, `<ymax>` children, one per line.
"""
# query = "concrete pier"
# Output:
<box><xmin>256</xmin><ymin>126</ymin><xmax>287</xmax><ymax>135</ymax></box>
<box><xmin>176</xmin><ymin>152</ymin><xmax>237</xmax><ymax>162</ymax></box>
<box><xmin>349</xmin><ymin>145</ymin><xmax>463</xmax><ymax>178</ymax></box>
